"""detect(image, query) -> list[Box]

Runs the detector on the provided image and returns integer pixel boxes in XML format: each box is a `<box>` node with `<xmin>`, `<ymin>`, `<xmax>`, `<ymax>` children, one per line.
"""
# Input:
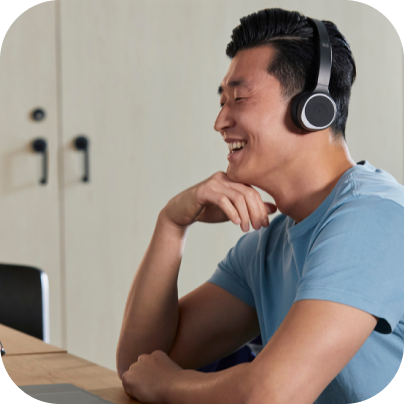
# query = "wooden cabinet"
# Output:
<box><xmin>0</xmin><ymin>1</ymin><xmax>63</xmax><ymax>348</ymax></box>
<box><xmin>0</xmin><ymin>0</ymin><xmax>402</xmax><ymax>371</ymax></box>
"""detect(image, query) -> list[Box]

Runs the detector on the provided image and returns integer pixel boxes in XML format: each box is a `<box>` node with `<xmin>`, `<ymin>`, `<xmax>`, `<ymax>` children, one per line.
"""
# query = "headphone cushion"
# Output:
<box><xmin>291</xmin><ymin>91</ymin><xmax>311</xmax><ymax>130</ymax></box>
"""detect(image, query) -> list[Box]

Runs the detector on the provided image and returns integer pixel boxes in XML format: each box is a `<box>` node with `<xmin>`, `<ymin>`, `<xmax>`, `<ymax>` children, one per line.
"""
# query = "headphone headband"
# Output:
<box><xmin>290</xmin><ymin>17</ymin><xmax>337</xmax><ymax>132</ymax></box>
<box><xmin>309</xmin><ymin>18</ymin><xmax>332</xmax><ymax>92</ymax></box>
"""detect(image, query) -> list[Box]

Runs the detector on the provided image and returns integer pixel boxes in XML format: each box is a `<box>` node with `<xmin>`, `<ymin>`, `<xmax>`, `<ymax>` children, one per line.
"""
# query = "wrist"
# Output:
<box><xmin>158</xmin><ymin>208</ymin><xmax>190</xmax><ymax>235</ymax></box>
<box><xmin>160</xmin><ymin>364</ymin><xmax>253</xmax><ymax>404</ymax></box>
<box><xmin>161</xmin><ymin>369</ymin><xmax>210</xmax><ymax>404</ymax></box>
<box><xmin>160</xmin><ymin>368</ymin><xmax>183</xmax><ymax>404</ymax></box>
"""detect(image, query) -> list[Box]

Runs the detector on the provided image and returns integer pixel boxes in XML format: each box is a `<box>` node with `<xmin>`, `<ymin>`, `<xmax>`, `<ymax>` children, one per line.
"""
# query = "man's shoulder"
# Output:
<box><xmin>354</xmin><ymin>162</ymin><xmax>404</xmax><ymax>202</ymax></box>
<box><xmin>333</xmin><ymin>161</ymin><xmax>404</xmax><ymax>212</ymax></box>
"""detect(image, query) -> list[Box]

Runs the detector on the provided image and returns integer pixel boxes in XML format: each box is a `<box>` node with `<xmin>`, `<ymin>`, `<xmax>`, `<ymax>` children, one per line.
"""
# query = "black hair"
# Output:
<box><xmin>226</xmin><ymin>8</ymin><xmax>356</xmax><ymax>139</ymax></box>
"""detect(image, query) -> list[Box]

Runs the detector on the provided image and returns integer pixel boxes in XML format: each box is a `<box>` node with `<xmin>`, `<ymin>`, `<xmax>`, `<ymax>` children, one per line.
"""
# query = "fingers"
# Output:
<box><xmin>211</xmin><ymin>184</ymin><xmax>271</xmax><ymax>232</ymax></box>
<box><xmin>242</xmin><ymin>188</ymin><xmax>266</xmax><ymax>230</ymax></box>
<box><xmin>199</xmin><ymin>172</ymin><xmax>277</xmax><ymax>232</ymax></box>
<box><xmin>214</xmin><ymin>192</ymin><xmax>246</xmax><ymax>229</ymax></box>
<box><xmin>264</xmin><ymin>202</ymin><xmax>278</xmax><ymax>215</ymax></box>
<box><xmin>230</xmin><ymin>183</ymin><xmax>277</xmax><ymax>231</ymax></box>
<box><xmin>253</xmin><ymin>191</ymin><xmax>270</xmax><ymax>228</ymax></box>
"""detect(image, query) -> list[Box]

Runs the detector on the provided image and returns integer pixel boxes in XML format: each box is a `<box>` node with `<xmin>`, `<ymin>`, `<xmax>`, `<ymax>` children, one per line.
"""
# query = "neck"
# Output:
<box><xmin>262</xmin><ymin>136</ymin><xmax>356</xmax><ymax>224</ymax></box>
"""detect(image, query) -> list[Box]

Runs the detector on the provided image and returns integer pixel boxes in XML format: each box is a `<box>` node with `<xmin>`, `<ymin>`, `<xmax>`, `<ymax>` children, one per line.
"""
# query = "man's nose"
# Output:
<box><xmin>214</xmin><ymin>104</ymin><xmax>235</xmax><ymax>133</ymax></box>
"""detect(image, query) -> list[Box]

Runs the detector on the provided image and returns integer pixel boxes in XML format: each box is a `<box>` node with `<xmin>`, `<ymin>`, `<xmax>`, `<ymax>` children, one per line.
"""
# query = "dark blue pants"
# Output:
<box><xmin>198</xmin><ymin>335</ymin><xmax>262</xmax><ymax>372</ymax></box>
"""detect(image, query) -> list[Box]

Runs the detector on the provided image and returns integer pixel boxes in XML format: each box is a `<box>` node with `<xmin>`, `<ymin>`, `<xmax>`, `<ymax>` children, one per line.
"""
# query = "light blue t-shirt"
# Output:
<box><xmin>207</xmin><ymin>161</ymin><xmax>404</xmax><ymax>404</ymax></box>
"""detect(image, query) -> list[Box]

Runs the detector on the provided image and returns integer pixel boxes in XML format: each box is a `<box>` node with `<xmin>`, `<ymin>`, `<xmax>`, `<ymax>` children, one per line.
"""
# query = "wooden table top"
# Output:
<box><xmin>0</xmin><ymin>324</ymin><xmax>67</xmax><ymax>356</ymax></box>
<box><xmin>3</xmin><ymin>352</ymin><xmax>140</xmax><ymax>403</ymax></box>
<box><xmin>0</xmin><ymin>324</ymin><xmax>141</xmax><ymax>403</ymax></box>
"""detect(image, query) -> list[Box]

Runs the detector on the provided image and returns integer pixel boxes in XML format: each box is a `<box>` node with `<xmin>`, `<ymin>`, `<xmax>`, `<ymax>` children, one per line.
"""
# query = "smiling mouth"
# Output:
<box><xmin>227</xmin><ymin>143</ymin><xmax>247</xmax><ymax>161</ymax></box>
<box><xmin>228</xmin><ymin>141</ymin><xmax>246</xmax><ymax>153</ymax></box>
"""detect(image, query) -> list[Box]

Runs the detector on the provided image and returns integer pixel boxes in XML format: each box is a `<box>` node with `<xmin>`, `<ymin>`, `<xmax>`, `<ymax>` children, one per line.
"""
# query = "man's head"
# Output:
<box><xmin>214</xmin><ymin>8</ymin><xmax>356</xmax><ymax>191</ymax></box>
<box><xmin>225</xmin><ymin>8</ymin><xmax>356</xmax><ymax>140</ymax></box>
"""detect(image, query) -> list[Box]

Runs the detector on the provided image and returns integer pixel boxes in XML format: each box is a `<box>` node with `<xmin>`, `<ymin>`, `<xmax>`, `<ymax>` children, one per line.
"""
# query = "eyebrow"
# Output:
<box><xmin>217</xmin><ymin>79</ymin><xmax>251</xmax><ymax>95</ymax></box>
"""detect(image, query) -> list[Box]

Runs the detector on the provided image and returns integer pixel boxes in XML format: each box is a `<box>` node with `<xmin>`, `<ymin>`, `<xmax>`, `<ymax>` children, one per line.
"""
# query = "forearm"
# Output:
<box><xmin>163</xmin><ymin>363</ymin><xmax>252</xmax><ymax>404</ymax></box>
<box><xmin>116</xmin><ymin>211</ymin><xmax>189</xmax><ymax>378</ymax></box>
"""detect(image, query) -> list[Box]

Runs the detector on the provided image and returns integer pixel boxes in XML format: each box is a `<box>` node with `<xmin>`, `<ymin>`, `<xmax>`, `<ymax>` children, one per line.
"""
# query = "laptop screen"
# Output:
<box><xmin>19</xmin><ymin>383</ymin><xmax>114</xmax><ymax>404</ymax></box>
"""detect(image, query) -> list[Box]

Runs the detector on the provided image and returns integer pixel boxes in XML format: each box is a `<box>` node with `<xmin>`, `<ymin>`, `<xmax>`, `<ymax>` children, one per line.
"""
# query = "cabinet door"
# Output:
<box><xmin>58</xmin><ymin>0</ymin><xmax>242</xmax><ymax>370</ymax></box>
<box><xmin>0</xmin><ymin>2</ymin><xmax>63</xmax><ymax>347</ymax></box>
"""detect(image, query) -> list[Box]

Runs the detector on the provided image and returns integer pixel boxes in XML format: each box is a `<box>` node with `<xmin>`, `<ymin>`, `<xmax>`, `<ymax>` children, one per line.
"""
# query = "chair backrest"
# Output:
<box><xmin>0</xmin><ymin>263</ymin><xmax>49</xmax><ymax>342</ymax></box>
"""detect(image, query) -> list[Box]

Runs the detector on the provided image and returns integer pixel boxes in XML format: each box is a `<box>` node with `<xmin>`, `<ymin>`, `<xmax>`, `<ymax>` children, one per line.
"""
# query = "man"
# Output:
<box><xmin>116</xmin><ymin>8</ymin><xmax>404</xmax><ymax>404</ymax></box>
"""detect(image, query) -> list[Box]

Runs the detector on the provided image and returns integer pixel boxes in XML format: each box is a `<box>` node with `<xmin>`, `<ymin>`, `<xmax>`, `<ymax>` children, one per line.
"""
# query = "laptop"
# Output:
<box><xmin>19</xmin><ymin>384</ymin><xmax>115</xmax><ymax>404</ymax></box>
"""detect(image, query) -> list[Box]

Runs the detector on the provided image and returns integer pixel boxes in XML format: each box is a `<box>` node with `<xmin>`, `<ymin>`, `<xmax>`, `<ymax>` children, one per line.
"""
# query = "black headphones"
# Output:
<box><xmin>291</xmin><ymin>18</ymin><xmax>337</xmax><ymax>132</ymax></box>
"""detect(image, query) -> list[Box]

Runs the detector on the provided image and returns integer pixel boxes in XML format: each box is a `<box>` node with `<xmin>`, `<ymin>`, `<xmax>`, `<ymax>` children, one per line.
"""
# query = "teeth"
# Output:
<box><xmin>228</xmin><ymin>141</ymin><xmax>246</xmax><ymax>152</ymax></box>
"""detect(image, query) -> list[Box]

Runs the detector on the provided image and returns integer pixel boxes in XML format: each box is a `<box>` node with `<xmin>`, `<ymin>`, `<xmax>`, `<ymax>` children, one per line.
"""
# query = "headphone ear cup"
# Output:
<box><xmin>292</xmin><ymin>92</ymin><xmax>336</xmax><ymax>132</ymax></box>
<box><xmin>291</xmin><ymin>91</ymin><xmax>312</xmax><ymax>130</ymax></box>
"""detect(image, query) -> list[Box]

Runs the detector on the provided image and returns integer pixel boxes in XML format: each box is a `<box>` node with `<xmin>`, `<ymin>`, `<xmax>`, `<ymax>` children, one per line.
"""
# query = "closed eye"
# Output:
<box><xmin>220</xmin><ymin>98</ymin><xmax>244</xmax><ymax>107</ymax></box>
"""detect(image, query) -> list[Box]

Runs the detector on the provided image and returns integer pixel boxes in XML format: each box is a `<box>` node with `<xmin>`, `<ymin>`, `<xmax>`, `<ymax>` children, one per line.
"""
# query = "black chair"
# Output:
<box><xmin>0</xmin><ymin>263</ymin><xmax>50</xmax><ymax>342</ymax></box>
<box><xmin>198</xmin><ymin>335</ymin><xmax>263</xmax><ymax>372</ymax></box>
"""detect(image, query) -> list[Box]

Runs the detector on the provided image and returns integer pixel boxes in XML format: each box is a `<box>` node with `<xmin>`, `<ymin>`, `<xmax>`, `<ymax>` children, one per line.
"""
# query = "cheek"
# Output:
<box><xmin>237</xmin><ymin>104</ymin><xmax>268</xmax><ymax>139</ymax></box>
<box><xmin>237</xmin><ymin>102</ymin><xmax>288</xmax><ymax>152</ymax></box>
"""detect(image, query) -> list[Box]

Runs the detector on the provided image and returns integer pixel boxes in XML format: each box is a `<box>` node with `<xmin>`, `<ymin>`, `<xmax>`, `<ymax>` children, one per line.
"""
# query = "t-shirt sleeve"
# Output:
<box><xmin>206</xmin><ymin>230</ymin><xmax>262</xmax><ymax>309</ymax></box>
<box><xmin>294</xmin><ymin>197</ymin><xmax>404</xmax><ymax>334</ymax></box>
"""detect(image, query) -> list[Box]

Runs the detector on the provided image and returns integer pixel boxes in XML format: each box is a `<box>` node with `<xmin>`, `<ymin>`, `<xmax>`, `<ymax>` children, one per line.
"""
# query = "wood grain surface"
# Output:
<box><xmin>3</xmin><ymin>352</ymin><xmax>142</xmax><ymax>403</ymax></box>
<box><xmin>0</xmin><ymin>324</ymin><xmax>66</xmax><ymax>356</ymax></box>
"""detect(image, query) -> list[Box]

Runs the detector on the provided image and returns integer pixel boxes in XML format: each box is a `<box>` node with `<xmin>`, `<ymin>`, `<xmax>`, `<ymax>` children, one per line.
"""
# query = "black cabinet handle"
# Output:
<box><xmin>74</xmin><ymin>136</ymin><xmax>90</xmax><ymax>182</ymax></box>
<box><xmin>31</xmin><ymin>108</ymin><xmax>46</xmax><ymax>122</ymax></box>
<box><xmin>32</xmin><ymin>138</ymin><xmax>47</xmax><ymax>185</ymax></box>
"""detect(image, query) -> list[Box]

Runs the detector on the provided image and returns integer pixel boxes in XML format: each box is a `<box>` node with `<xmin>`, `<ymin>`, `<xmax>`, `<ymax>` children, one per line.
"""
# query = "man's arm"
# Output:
<box><xmin>116</xmin><ymin>171</ymin><xmax>276</xmax><ymax>379</ymax></box>
<box><xmin>151</xmin><ymin>299</ymin><xmax>378</xmax><ymax>404</ymax></box>
<box><xmin>116</xmin><ymin>212</ymin><xmax>186</xmax><ymax>379</ymax></box>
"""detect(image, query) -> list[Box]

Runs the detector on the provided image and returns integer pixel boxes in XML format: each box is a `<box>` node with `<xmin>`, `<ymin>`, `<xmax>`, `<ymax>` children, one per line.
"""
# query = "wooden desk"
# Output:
<box><xmin>3</xmin><ymin>353</ymin><xmax>138</xmax><ymax>403</ymax></box>
<box><xmin>1</xmin><ymin>325</ymin><xmax>141</xmax><ymax>403</ymax></box>
<box><xmin>0</xmin><ymin>324</ymin><xmax>67</xmax><ymax>356</ymax></box>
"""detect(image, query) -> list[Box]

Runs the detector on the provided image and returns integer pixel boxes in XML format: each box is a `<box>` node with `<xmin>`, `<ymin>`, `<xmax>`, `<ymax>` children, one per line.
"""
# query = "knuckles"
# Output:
<box><xmin>235</xmin><ymin>194</ymin><xmax>244</xmax><ymax>204</ymax></box>
<box><xmin>217</xmin><ymin>195</ymin><xmax>227</xmax><ymax>205</ymax></box>
<box><xmin>211</xmin><ymin>171</ymin><xmax>226</xmax><ymax>180</ymax></box>
<box><xmin>151</xmin><ymin>349</ymin><xmax>165</xmax><ymax>357</ymax></box>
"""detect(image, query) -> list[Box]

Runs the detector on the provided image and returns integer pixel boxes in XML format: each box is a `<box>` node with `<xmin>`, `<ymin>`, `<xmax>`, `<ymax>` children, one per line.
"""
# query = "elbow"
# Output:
<box><xmin>116</xmin><ymin>349</ymin><xmax>131</xmax><ymax>381</ymax></box>
<box><xmin>117</xmin><ymin>365</ymin><xmax>126</xmax><ymax>381</ymax></box>
<box><xmin>116</xmin><ymin>349</ymin><xmax>123</xmax><ymax>380</ymax></box>
<box><xmin>117</xmin><ymin>360</ymin><xmax>132</xmax><ymax>381</ymax></box>
<box><xmin>116</xmin><ymin>359</ymin><xmax>126</xmax><ymax>381</ymax></box>
<box><xmin>116</xmin><ymin>347</ymin><xmax>145</xmax><ymax>380</ymax></box>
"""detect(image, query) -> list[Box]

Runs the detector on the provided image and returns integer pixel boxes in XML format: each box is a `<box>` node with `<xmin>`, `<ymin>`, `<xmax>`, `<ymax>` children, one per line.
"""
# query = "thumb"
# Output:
<box><xmin>264</xmin><ymin>202</ymin><xmax>277</xmax><ymax>215</ymax></box>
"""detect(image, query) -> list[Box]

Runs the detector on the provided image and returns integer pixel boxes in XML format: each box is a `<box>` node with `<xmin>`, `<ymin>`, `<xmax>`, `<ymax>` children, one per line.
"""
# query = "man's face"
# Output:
<box><xmin>214</xmin><ymin>46</ymin><xmax>298</xmax><ymax>188</ymax></box>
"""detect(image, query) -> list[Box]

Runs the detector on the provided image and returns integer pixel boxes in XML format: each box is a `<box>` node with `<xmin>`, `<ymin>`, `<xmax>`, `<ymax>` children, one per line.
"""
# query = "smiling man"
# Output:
<box><xmin>116</xmin><ymin>8</ymin><xmax>404</xmax><ymax>404</ymax></box>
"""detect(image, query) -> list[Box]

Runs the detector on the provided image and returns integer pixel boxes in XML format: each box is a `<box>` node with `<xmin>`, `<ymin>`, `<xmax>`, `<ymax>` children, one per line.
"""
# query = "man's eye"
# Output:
<box><xmin>220</xmin><ymin>98</ymin><xmax>243</xmax><ymax>107</ymax></box>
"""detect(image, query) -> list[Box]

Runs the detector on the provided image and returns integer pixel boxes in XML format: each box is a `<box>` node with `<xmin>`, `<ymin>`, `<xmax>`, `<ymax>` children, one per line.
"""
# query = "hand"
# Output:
<box><xmin>121</xmin><ymin>350</ymin><xmax>182</xmax><ymax>403</ymax></box>
<box><xmin>162</xmin><ymin>171</ymin><xmax>277</xmax><ymax>232</ymax></box>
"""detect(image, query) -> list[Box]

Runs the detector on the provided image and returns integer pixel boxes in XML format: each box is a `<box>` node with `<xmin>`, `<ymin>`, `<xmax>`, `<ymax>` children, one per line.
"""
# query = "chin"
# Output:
<box><xmin>226</xmin><ymin>166</ymin><xmax>239</xmax><ymax>181</ymax></box>
<box><xmin>227</xmin><ymin>166</ymin><xmax>253</xmax><ymax>185</ymax></box>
